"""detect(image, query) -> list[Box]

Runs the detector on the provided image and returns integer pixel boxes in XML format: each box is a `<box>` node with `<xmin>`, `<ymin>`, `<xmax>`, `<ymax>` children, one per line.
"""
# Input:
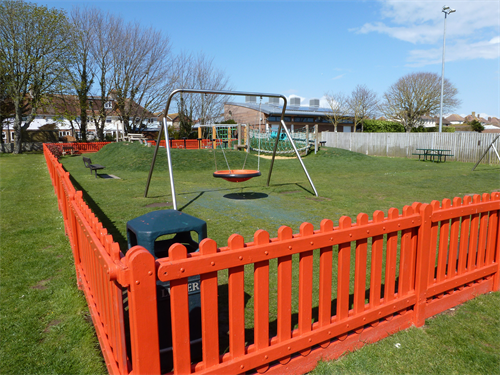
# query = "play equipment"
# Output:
<box><xmin>249</xmin><ymin>126</ymin><xmax>310</xmax><ymax>155</ymax></box>
<box><xmin>213</xmin><ymin>169</ymin><xmax>261</xmax><ymax>182</ymax></box>
<box><xmin>472</xmin><ymin>134</ymin><xmax>500</xmax><ymax>171</ymax></box>
<box><xmin>144</xmin><ymin>89</ymin><xmax>319</xmax><ymax>208</ymax></box>
<box><xmin>210</xmin><ymin>96</ymin><xmax>263</xmax><ymax>182</ymax></box>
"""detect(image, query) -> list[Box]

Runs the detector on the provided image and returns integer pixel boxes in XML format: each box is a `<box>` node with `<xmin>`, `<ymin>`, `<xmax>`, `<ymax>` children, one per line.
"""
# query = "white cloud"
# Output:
<box><xmin>354</xmin><ymin>0</ymin><xmax>500</xmax><ymax>66</ymax></box>
<box><xmin>408</xmin><ymin>36</ymin><xmax>500</xmax><ymax>67</ymax></box>
<box><xmin>332</xmin><ymin>74</ymin><xmax>345</xmax><ymax>80</ymax></box>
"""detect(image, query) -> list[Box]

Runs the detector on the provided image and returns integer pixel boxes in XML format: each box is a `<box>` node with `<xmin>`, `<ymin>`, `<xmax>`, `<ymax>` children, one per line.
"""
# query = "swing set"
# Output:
<box><xmin>144</xmin><ymin>89</ymin><xmax>318</xmax><ymax>209</ymax></box>
<box><xmin>211</xmin><ymin>96</ymin><xmax>264</xmax><ymax>182</ymax></box>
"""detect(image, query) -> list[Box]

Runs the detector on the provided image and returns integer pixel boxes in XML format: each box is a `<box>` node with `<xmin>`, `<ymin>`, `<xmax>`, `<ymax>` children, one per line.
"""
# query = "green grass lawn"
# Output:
<box><xmin>1</xmin><ymin>144</ymin><xmax>498</xmax><ymax>374</ymax></box>
<box><xmin>0</xmin><ymin>153</ymin><xmax>106</xmax><ymax>375</ymax></box>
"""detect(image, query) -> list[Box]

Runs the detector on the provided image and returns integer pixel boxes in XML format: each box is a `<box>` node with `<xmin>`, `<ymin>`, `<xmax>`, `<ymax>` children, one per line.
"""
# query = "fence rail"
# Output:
<box><xmin>148</xmin><ymin>139</ymin><xmax>238</xmax><ymax>149</ymax></box>
<box><xmin>321</xmin><ymin>132</ymin><xmax>500</xmax><ymax>164</ymax></box>
<box><xmin>43</xmin><ymin>142</ymin><xmax>499</xmax><ymax>375</ymax></box>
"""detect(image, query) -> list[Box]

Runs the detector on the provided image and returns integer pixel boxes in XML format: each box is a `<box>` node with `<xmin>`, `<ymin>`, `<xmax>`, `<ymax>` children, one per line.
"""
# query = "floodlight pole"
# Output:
<box><xmin>439</xmin><ymin>6</ymin><xmax>456</xmax><ymax>133</ymax></box>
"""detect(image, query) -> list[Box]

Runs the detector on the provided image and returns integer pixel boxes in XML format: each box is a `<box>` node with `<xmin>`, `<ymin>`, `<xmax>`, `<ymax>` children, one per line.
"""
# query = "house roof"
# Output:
<box><xmin>446</xmin><ymin>114</ymin><xmax>464</xmax><ymax>122</ymax></box>
<box><xmin>225</xmin><ymin>102</ymin><xmax>351</xmax><ymax>117</ymax></box>
<box><xmin>487</xmin><ymin>117</ymin><xmax>500</xmax><ymax>126</ymax></box>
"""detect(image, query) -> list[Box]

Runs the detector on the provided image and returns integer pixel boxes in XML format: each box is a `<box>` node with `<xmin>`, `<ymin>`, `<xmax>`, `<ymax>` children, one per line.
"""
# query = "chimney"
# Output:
<box><xmin>269</xmin><ymin>97</ymin><xmax>279</xmax><ymax>105</ymax></box>
<box><xmin>290</xmin><ymin>97</ymin><xmax>301</xmax><ymax>106</ymax></box>
<box><xmin>488</xmin><ymin>117</ymin><xmax>492</xmax><ymax>121</ymax></box>
<box><xmin>472</xmin><ymin>111</ymin><xmax>476</xmax><ymax>118</ymax></box>
<box><xmin>245</xmin><ymin>96</ymin><xmax>257</xmax><ymax>104</ymax></box>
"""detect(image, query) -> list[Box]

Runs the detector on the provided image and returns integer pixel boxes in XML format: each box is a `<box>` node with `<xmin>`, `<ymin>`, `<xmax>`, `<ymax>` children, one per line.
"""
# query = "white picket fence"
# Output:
<box><xmin>320</xmin><ymin>132</ymin><xmax>500</xmax><ymax>165</ymax></box>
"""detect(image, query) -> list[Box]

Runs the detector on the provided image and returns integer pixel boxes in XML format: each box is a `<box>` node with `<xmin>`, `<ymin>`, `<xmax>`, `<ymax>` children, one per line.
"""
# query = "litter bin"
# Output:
<box><xmin>126</xmin><ymin>209</ymin><xmax>206</xmax><ymax>371</ymax></box>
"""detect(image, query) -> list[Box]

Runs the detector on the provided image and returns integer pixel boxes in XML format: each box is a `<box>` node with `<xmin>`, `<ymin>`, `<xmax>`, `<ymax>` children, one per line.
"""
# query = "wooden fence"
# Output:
<box><xmin>321</xmin><ymin>132</ymin><xmax>500</xmax><ymax>164</ymax></box>
<box><xmin>44</xmin><ymin>143</ymin><xmax>500</xmax><ymax>375</ymax></box>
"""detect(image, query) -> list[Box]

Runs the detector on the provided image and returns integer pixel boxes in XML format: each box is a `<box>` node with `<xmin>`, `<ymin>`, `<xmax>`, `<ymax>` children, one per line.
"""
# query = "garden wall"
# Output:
<box><xmin>43</xmin><ymin>143</ymin><xmax>500</xmax><ymax>375</ymax></box>
<box><xmin>321</xmin><ymin>132</ymin><xmax>499</xmax><ymax>164</ymax></box>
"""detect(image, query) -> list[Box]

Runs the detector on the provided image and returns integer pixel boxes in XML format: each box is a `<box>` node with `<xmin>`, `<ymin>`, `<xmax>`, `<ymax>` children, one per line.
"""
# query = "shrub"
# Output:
<box><xmin>469</xmin><ymin>120</ymin><xmax>484</xmax><ymax>133</ymax></box>
<box><xmin>362</xmin><ymin>120</ymin><xmax>405</xmax><ymax>132</ymax></box>
<box><xmin>46</xmin><ymin>143</ymin><xmax>62</xmax><ymax>158</ymax></box>
<box><xmin>411</xmin><ymin>126</ymin><xmax>455</xmax><ymax>133</ymax></box>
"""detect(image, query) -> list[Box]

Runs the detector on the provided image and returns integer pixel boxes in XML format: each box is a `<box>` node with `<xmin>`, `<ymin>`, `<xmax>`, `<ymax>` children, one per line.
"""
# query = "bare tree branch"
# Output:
<box><xmin>324</xmin><ymin>91</ymin><xmax>349</xmax><ymax>132</ymax></box>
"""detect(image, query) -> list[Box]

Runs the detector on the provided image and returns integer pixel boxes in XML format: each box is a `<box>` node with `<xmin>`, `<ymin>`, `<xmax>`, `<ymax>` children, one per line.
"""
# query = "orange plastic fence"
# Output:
<box><xmin>149</xmin><ymin>139</ymin><xmax>236</xmax><ymax>149</ymax></box>
<box><xmin>43</xmin><ymin>143</ymin><xmax>500</xmax><ymax>375</ymax></box>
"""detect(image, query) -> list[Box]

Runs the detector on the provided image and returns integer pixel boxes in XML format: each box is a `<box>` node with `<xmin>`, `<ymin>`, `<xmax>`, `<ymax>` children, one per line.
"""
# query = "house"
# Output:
<box><xmin>1</xmin><ymin>94</ymin><xmax>159</xmax><ymax>142</ymax></box>
<box><xmin>445</xmin><ymin>114</ymin><xmax>464</xmax><ymax>125</ymax></box>
<box><xmin>224</xmin><ymin>97</ymin><xmax>355</xmax><ymax>133</ymax></box>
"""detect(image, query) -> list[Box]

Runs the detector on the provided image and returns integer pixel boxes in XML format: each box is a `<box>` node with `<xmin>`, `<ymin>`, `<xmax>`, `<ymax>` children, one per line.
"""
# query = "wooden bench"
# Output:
<box><xmin>83</xmin><ymin>156</ymin><xmax>105</xmax><ymax>178</ymax></box>
<box><xmin>124</xmin><ymin>133</ymin><xmax>146</xmax><ymax>142</ymax></box>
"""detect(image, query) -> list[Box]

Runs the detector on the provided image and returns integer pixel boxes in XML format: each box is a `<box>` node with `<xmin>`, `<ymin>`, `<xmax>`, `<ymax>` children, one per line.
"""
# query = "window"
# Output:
<box><xmin>104</xmin><ymin>101</ymin><xmax>113</xmax><ymax>109</ymax></box>
<box><xmin>268</xmin><ymin>116</ymin><xmax>291</xmax><ymax>122</ymax></box>
<box><xmin>106</xmin><ymin>118</ymin><xmax>112</xmax><ymax>123</ymax></box>
<box><xmin>293</xmin><ymin>117</ymin><xmax>314</xmax><ymax>123</ymax></box>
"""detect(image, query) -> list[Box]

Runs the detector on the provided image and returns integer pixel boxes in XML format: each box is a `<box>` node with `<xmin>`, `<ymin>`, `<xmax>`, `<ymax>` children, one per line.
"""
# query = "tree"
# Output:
<box><xmin>169</xmin><ymin>52</ymin><xmax>232</xmax><ymax>128</ymax></box>
<box><xmin>0</xmin><ymin>0</ymin><xmax>71</xmax><ymax>153</ymax></box>
<box><xmin>469</xmin><ymin>119</ymin><xmax>484</xmax><ymax>133</ymax></box>
<box><xmin>111</xmin><ymin>20</ymin><xmax>173</xmax><ymax>135</ymax></box>
<box><xmin>324</xmin><ymin>91</ymin><xmax>349</xmax><ymax>132</ymax></box>
<box><xmin>0</xmin><ymin>62</ymin><xmax>15</xmax><ymax>143</ymax></box>
<box><xmin>348</xmin><ymin>84</ymin><xmax>378</xmax><ymax>132</ymax></box>
<box><xmin>380</xmin><ymin>72</ymin><xmax>460</xmax><ymax>133</ymax></box>
<box><xmin>66</xmin><ymin>6</ymin><xmax>97</xmax><ymax>142</ymax></box>
<box><xmin>87</xmin><ymin>10</ymin><xmax>121</xmax><ymax>141</ymax></box>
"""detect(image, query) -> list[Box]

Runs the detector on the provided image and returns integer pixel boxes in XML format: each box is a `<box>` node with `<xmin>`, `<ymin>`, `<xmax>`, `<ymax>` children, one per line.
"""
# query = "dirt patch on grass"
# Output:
<box><xmin>43</xmin><ymin>319</ymin><xmax>62</xmax><ymax>333</ymax></box>
<box><xmin>32</xmin><ymin>278</ymin><xmax>52</xmax><ymax>290</ymax></box>
<box><xmin>279</xmin><ymin>190</ymin><xmax>302</xmax><ymax>195</ymax></box>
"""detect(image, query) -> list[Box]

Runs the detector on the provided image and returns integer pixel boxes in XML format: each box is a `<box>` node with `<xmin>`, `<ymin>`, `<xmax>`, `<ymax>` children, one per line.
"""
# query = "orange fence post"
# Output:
<box><xmin>353</xmin><ymin>213</ymin><xmax>368</xmax><ymax>317</ymax></box>
<box><xmin>168</xmin><ymin>243</ymin><xmax>192</xmax><ymax>374</ymax></box>
<box><xmin>369</xmin><ymin>211</ymin><xmax>385</xmax><ymax>309</ymax></box>
<box><xmin>414</xmin><ymin>204</ymin><xmax>432</xmax><ymax>327</ymax></box>
<box><xmin>253</xmin><ymin>230</ymin><xmax>270</xmax><ymax>374</ymax></box>
<box><xmin>199</xmin><ymin>238</ymin><xmax>220</xmax><ymax>368</ymax></box>
<box><xmin>298</xmin><ymin>222</ymin><xmax>314</xmax><ymax>352</ymax></box>
<box><xmin>126</xmin><ymin>246</ymin><xmax>161</xmax><ymax>375</ymax></box>
<box><xmin>227</xmin><ymin>234</ymin><xmax>246</xmax><ymax>359</ymax></box>
<box><xmin>317</xmin><ymin>220</ymin><xmax>333</xmax><ymax>330</ymax></box>
<box><xmin>489</xmin><ymin>192</ymin><xmax>500</xmax><ymax>291</ymax></box>
<box><xmin>337</xmin><ymin>216</ymin><xmax>352</xmax><ymax>325</ymax></box>
<box><xmin>277</xmin><ymin>226</ymin><xmax>293</xmax><ymax>361</ymax></box>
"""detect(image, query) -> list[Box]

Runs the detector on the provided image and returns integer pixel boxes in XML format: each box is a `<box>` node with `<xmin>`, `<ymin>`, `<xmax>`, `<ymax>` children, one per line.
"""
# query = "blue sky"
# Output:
<box><xmin>38</xmin><ymin>0</ymin><xmax>499</xmax><ymax>118</ymax></box>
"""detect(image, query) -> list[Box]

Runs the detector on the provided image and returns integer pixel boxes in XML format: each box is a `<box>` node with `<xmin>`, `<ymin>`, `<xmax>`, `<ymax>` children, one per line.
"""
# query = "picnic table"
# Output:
<box><xmin>62</xmin><ymin>144</ymin><xmax>81</xmax><ymax>156</ymax></box>
<box><xmin>413</xmin><ymin>148</ymin><xmax>454</xmax><ymax>163</ymax></box>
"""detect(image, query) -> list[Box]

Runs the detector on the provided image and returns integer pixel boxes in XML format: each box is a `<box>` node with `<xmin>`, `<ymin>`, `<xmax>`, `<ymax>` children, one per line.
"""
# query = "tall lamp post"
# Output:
<box><xmin>439</xmin><ymin>5</ymin><xmax>456</xmax><ymax>133</ymax></box>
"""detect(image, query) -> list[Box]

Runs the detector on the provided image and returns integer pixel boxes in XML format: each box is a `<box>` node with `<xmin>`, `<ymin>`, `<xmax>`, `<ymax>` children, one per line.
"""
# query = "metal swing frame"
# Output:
<box><xmin>472</xmin><ymin>134</ymin><xmax>500</xmax><ymax>171</ymax></box>
<box><xmin>144</xmin><ymin>89</ymin><xmax>318</xmax><ymax>209</ymax></box>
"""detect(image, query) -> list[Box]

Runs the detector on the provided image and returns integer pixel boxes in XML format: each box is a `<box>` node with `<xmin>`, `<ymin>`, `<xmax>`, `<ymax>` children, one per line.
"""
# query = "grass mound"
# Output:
<box><xmin>94</xmin><ymin>142</ymin><xmax>266</xmax><ymax>173</ymax></box>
